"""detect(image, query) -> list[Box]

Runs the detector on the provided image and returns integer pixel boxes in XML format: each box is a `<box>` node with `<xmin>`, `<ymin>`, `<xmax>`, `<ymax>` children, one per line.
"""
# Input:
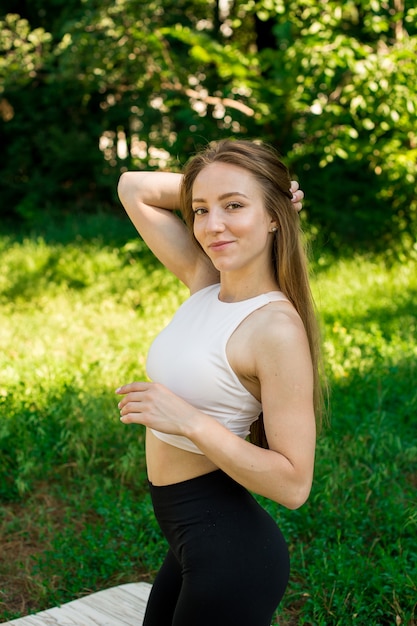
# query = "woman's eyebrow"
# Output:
<box><xmin>192</xmin><ymin>192</ymin><xmax>249</xmax><ymax>203</ymax></box>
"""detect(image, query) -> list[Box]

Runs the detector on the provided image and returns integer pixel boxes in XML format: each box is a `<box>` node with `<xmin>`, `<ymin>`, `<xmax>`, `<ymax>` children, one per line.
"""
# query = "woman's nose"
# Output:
<box><xmin>205</xmin><ymin>208</ymin><xmax>225</xmax><ymax>232</ymax></box>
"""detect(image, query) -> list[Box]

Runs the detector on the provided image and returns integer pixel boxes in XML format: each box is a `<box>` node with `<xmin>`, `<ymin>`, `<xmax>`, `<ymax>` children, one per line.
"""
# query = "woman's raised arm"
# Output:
<box><xmin>117</xmin><ymin>171</ymin><xmax>218</xmax><ymax>290</ymax></box>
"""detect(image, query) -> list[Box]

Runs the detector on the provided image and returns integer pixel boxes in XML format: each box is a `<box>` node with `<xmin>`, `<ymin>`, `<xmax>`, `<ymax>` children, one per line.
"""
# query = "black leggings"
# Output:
<box><xmin>143</xmin><ymin>470</ymin><xmax>290</xmax><ymax>626</ymax></box>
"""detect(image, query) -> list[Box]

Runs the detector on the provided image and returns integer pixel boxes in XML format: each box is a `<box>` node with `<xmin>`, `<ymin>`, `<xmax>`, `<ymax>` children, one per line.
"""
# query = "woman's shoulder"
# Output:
<box><xmin>229</xmin><ymin>298</ymin><xmax>304</xmax><ymax>355</ymax></box>
<box><xmin>249</xmin><ymin>299</ymin><xmax>307</xmax><ymax>350</ymax></box>
<box><xmin>227</xmin><ymin>298</ymin><xmax>309</xmax><ymax>387</ymax></box>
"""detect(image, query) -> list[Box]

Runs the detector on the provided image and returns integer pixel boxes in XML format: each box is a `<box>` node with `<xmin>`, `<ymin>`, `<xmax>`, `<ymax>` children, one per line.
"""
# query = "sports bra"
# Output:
<box><xmin>146</xmin><ymin>283</ymin><xmax>290</xmax><ymax>454</ymax></box>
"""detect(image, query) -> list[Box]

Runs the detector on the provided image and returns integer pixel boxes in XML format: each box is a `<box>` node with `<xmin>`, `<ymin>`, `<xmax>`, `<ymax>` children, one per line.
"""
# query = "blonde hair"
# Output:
<box><xmin>180</xmin><ymin>139</ymin><xmax>326</xmax><ymax>443</ymax></box>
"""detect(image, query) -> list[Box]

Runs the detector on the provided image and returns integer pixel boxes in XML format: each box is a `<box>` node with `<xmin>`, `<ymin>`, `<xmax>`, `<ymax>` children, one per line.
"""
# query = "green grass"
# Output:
<box><xmin>0</xmin><ymin>215</ymin><xmax>416</xmax><ymax>625</ymax></box>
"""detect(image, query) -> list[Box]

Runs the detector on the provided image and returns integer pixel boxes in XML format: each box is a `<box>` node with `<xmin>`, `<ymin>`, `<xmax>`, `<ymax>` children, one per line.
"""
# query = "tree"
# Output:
<box><xmin>1</xmin><ymin>0</ymin><xmax>416</xmax><ymax>251</ymax></box>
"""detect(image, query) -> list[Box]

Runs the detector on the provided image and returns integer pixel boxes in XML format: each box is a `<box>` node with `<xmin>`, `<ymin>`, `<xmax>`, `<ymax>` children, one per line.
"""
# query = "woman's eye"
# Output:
<box><xmin>226</xmin><ymin>202</ymin><xmax>243</xmax><ymax>210</ymax></box>
<box><xmin>193</xmin><ymin>207</ymin><xmax>207</xmax><ymax>215</ymax></box>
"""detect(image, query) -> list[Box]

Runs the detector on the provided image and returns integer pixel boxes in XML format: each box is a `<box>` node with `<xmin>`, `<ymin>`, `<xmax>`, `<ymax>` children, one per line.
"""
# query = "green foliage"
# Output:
<box><xmin>0</xmin><ymin>219</ymin><xmax>416</xmax><ymax>623</ymax></box>
<box><xmin>1</xmin><ymin>0</ymin><xmax>416</xmax><ymax>251</ymax></box>
<box><xmin>32</xmin><ymin>487</ymin><xmax>164</xmax><ymax>605</ymax></box>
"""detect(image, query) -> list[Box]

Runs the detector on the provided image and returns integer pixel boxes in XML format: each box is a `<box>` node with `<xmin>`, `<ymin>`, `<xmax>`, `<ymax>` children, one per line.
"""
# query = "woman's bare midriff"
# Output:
<box><xmin>146</xmin><ymin>428</ymin><xmax>218</xmax><ymax>486</ymax></box>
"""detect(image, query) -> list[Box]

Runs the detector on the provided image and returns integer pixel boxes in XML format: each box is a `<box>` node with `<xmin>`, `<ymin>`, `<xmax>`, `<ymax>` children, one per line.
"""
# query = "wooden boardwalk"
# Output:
<box><xmin>1</xmin><ymin>582</ymin><xmax>152</xmax><ymax>626</ymax></box>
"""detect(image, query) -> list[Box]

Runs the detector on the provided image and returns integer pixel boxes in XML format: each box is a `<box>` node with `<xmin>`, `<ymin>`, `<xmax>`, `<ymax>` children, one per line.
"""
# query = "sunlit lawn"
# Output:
<box><xmin>0</xmin><ymin>215</ymin><xmax>416</xmax><ymax>625</ymax></box>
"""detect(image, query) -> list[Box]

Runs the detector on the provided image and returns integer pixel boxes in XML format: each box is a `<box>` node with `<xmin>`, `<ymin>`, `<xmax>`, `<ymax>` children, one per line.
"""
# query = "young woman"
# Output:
<box><xmin>116</xmin><ymin>139</ymin><xmax>324</xmax><ymax>626</ymax></box>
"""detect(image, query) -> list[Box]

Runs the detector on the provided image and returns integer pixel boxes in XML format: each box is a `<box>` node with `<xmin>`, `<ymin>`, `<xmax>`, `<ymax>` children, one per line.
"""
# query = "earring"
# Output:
<box><xmin>270</xmin><ymin>226</ymin><xmax>278</xmax><ymax>232</ymax></box>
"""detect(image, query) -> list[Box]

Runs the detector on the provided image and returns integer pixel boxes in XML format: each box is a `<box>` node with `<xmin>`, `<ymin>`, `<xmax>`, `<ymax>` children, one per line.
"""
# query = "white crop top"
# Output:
<box><xmin>146</xmin><ymin>283</ymin><xmax>290</xmax><ymax>454</ymax></box>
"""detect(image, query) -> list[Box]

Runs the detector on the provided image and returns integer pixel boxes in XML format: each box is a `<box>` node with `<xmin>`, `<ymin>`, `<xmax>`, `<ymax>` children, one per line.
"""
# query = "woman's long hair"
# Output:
<box><xmin>180</xmin><ymin>139</ymin><xmax>326</xmax><ymax>444</ymax></box>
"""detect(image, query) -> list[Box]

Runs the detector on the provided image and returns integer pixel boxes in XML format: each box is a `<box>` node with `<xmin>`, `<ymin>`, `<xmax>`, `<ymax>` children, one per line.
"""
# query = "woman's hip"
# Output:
<box><xmin>148</xmin><ymin>469</ymin><xmax>289</xmax><ymax>573</ymax></box>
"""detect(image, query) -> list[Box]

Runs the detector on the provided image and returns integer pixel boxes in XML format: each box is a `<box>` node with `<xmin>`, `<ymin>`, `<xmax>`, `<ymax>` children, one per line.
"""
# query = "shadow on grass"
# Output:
<box><xmin>0</xmin><ymin>214</ymin><xmax>165</xmax><ymax>304</ymax></box>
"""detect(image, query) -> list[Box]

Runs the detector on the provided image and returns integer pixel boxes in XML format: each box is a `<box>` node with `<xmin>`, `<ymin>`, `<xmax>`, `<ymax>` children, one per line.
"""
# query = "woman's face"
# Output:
<box><xmin>191</xmin><ymin>162</ymin><xmax>276</xmax><ymax>276</ymax></box>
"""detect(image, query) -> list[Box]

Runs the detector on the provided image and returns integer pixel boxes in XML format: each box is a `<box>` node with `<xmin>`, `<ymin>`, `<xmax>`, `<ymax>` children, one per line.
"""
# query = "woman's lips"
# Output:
<box><xmin>208</xmin><ymin>240</ymin><xmax>234</xmax><ymax>251</ymax></box>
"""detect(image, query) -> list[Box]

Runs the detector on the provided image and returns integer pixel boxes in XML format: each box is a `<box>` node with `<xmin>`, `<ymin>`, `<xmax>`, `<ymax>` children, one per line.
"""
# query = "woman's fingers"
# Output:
<box><xmin>289</xmin><ymin>181</ymin><xmax>304</xmax><ymax>213</ymax></box>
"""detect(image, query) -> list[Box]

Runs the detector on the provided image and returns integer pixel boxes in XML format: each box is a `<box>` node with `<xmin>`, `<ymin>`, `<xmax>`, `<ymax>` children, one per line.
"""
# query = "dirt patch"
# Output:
<box><xmin>0</xmin><ymin>489</ymin><xmax>65</xmax><ymax>619</ymax></box>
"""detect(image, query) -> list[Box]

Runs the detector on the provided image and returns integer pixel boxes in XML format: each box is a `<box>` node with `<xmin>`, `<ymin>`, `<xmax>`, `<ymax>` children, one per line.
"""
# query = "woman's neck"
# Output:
<box><xmin>218</xmin><ymin>272</ymin><xmax>279</xmax><ymax>303</ymax></box>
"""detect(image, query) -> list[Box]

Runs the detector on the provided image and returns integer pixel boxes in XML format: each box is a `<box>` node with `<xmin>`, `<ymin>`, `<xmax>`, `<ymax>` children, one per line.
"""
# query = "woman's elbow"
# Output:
<box><xmin>117</xmin><ymin>171</ymin><xmax>133</xmax><ymax>202</ymax></box>
<box><xmin>280</xmin><ymin>477</ymin><xmax>313</xmax><ymax>510</ymax></box>
<box><xmin>285</xmin><ymin>490</ymin><xmax>311</xmax><ymax>510</ymax></box>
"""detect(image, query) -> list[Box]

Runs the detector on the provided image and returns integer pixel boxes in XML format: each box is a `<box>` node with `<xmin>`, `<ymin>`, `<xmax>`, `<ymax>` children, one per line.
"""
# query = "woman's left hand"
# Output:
<box><xmin>116</xmin><ymin>381</ymin><xmax>196</xmax><ymax>435</ymax></box>
<box><xmin>290</xmin><ymin>180</ymin><xmax>304</xmax><ymax>212</ymax></box>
